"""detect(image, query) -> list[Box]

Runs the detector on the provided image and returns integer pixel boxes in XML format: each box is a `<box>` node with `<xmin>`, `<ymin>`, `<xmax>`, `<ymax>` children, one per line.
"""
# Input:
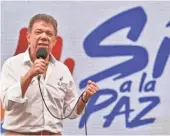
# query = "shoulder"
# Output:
<box><xmin>51</xmin><ymin>57</ymin><xmax>72</xmax><ymax>76</ymax></box>
<box><xmin>54</xmin><ymin>59</ymin><xmax>70</xmax><ymax>72</ymax></box>
<box><xmin>2</xmin><ymin>53</ymin><xmax>25</xmax><ymax>67</ymax></box>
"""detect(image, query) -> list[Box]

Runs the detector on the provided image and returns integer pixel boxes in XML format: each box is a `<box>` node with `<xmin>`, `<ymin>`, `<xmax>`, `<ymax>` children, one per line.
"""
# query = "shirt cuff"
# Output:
<box><xmin>7</xmin><ymin>82</ymin><xmax>28</xmax><ymax>103</ymax></box>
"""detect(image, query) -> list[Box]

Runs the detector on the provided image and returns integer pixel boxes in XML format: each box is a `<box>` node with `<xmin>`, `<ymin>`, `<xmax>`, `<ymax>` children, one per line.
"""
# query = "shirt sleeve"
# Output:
<box><xmin>63</xmin><ymin>67</ymin><xmax>84</xmax><ymax>119</ymax></box>
<box><xmin>0</xmin><ymin>60</ymin><xmax>27</xmax><ymax>111</ymax></box>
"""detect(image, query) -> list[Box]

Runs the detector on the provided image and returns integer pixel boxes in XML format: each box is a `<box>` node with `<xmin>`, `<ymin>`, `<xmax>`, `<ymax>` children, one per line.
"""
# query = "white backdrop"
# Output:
<box><xmin>1</xmin><ymin>1</ymin><xmax>170</xmax><ymax>135</ymax></box>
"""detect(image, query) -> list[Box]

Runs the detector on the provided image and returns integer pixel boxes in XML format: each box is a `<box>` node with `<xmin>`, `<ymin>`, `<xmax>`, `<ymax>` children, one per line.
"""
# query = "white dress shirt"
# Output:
<box><xmin>0</xmin><ymin>49</ymin><xmax>82</xmax><ymax>133</ymax></box>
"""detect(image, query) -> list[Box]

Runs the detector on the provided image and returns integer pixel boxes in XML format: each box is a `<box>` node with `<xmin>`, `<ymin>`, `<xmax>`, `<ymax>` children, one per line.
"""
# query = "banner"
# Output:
<box><xmin>1</xmin><ymin>1</ymin><xmax>170</xmax><ymax>135</ymax></box>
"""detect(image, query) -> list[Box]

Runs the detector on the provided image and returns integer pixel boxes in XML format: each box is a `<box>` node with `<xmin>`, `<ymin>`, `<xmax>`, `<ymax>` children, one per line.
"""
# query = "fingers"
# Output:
<box><xmin>35</xmin><ymin>60</ymin><xmax>47</xmax><ymax>73</ymax></box>
<box><xmin>36</xmin><ymin>63</ymin><xmax>45</xmax><ymax>69</ymax></box>
<box><xmin>30</xmin><ymin>59</ymin><xmax>48</xmax><ymax>77</ymax></box>
<box><xmin>85</xmin><ymin>80</ymin><xmax>99</xmax><ymax>95</ymax></box>
<box><xmin>35</xmin><ymin>64</ymin><xmax>46</xmax><ymax>74</ymax></box>
<box><xmin>88</xmin><ymin>80</ymin><xmax>98</xmax><ymax>89</ymax></box>
<box><xmin>88</xmin><ymin>80</ymin><xmax>92</xmax><ymax>85</ymax></box>
<box><xmin>82</xmin><ymin>81</ymin><xmax>99</xmax><ymax>102</ymax></box>
<box><xmin>88</xmin><ymin>80</ymin><xmax>97</xmax><ymax>86</ymax></box>
<box><xmin>34</xmin><ymin>59</ymin><xmax>46</xmax><ymax>67</ymax></box>
<box><xmin>87</xmin><ymin>85</ymin><xmax>98</xmax><ymax>94</ymax></box>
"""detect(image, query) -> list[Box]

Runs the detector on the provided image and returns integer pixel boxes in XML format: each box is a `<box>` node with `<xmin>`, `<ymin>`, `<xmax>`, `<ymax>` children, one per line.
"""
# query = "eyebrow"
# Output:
<box><xmin>35</xmin><ymin>29</ymin><xmax>53</xmax><ymax>33</ymax></box>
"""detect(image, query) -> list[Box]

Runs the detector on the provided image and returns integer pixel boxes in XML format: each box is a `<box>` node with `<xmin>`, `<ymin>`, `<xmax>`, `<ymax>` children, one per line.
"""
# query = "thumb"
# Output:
<box><xmin>83</xmin><ymin>92</ymin><xmax>87</xmax><ymax>97</ymax></box>
<box><xmin>88</xmin><ymin>80</ymin><xmax>92</xmax><ymax>85</ymax></box>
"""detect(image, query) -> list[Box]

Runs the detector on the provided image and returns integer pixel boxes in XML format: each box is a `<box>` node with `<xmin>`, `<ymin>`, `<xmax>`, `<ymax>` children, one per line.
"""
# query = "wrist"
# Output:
<box><xmin>27</xmin><ymin>69</ymin><xmax>34</xmax><ymax>79</ymax></box>
<box><xmin>81</xmin><ymin>95</ymin><xmax>88</xmax><ymax>103</ymax></box>
<box><xmin>81</xmin><ymin>93</ymin><xmax>88</xmax><ymax>103</ymax></box>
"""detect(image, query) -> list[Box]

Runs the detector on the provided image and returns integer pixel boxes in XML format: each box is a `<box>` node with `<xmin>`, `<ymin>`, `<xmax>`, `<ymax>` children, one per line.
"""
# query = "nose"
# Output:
<box><xmin>40</xmin><ymin>32</ymin><xmax>48</xmax><ymax>41</ymax></box>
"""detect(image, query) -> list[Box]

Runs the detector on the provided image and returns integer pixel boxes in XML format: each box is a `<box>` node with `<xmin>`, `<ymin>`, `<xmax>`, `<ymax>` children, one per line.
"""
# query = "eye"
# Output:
<box><xmin>46</xmin><ymin>32</ymin><xmax>53</xmax><ymax>37</ymax></box>
<box><xmin>35</xmin><ymin>30</ymin><xmax>42</xmax><ymax>35</ymax></box>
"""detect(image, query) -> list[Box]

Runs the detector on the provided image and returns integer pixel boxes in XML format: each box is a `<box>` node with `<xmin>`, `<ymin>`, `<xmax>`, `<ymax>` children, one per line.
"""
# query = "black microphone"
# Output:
<box><xmin>36</xmin><ymin>48</ymin><xmax>48</xmax><ymax>80</ymax></box>
<box><xmin>36</xmin><ymin>47</ymin><xmax>48</xmax><ymax>59</ymax></box>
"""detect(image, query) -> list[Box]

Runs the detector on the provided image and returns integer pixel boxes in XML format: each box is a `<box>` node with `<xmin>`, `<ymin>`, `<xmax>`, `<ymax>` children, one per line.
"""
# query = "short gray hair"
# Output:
<box><xmin>28</xmin><ymin>14</ymin><xmax>57</xmax><ymax>35</ymax></box>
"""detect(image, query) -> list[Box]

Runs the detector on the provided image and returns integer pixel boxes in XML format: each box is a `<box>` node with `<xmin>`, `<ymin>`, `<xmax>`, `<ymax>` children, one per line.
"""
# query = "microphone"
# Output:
<box><xmin>36</xmin><ymin>47</ymin><xmax>48</xmax><ymax>59</ymax></box>
<box><xmin>36</xmin><ymin>48</ymin><xmax>48</xmax><ymax>80</ymax></box>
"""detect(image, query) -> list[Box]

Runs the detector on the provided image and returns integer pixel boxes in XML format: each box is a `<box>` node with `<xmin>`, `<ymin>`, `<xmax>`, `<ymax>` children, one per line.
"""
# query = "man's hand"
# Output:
<box><xmin>82</xmin><ymin>80</ymin><xmax>99</xmax><ymax>102</ymax></box>
<box><xmin>21</xmin><ymin>59</ymin><xmax>48</xmax><ymax>97</ymax></box>
<box><xmin>77</xmin><ymin>80</ymin><xmax>98</xmax><ymax>114</ymax></box>
<box><xmin>29</xmin><ymin>59</ymin><xmax>48</xmax><ymax>78</ymax></box>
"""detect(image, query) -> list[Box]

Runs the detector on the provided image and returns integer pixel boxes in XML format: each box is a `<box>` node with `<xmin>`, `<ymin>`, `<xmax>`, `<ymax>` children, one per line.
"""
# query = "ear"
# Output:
<box><xmin>27</xmin><ymin>31</ymin><xmax>31</xmax><ymax>44</ymax></box>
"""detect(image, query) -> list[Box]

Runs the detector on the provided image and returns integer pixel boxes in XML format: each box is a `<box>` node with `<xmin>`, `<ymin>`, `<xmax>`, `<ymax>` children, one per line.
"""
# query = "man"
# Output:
<box><xmin>0</xmin><ymin>14</ymin><xmax>99</xmax><ymax>135</ymax></box>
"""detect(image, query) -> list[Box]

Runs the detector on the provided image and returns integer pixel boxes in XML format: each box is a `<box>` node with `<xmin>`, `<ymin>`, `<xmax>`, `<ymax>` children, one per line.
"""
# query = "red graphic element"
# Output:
<box><xmin>14</xmin><ymin>28</ymin><xmax>28</xmax><ymax>55</ymax></box>
<box><xmin>64</xmin><ymin>58</ymin><xmax>75</xmax><ymax>75</ymax></box>
<box><xmin>14</xmin><ymin>28</ymin><xmax>75</xmax><ymax>74</ymax></box>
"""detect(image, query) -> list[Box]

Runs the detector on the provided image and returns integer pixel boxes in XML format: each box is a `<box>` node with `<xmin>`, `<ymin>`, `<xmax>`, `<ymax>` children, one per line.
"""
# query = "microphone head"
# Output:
<box><xmin>36</xmin><ymin>48</ymin><xmax>48</xmax><ymax>59</ymax></box>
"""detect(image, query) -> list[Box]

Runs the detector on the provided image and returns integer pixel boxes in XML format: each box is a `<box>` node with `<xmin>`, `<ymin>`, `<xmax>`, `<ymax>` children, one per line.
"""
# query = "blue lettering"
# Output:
<box><xmin>103</xmin><ymin>96</ymin><xmax>134</xmax><ymax>128</ymax></box>
<box><xmin>127</xmin><ymin>96</ymin><xmax>160</xmax><ymax>128</ymax></box>
<box><xmin>80</xmin><ymin>7</ymin><xmax>148</xmax><ymax>89</ymax></box>
<box><xmin>120</xmin><ymin>80</ymin><xmax>132</xmax><ymax>92</ymax></box>
<box><xmin>153</xmin><ymin>37</ymin><xmax>170</xmax><ymax>78</ymax></box>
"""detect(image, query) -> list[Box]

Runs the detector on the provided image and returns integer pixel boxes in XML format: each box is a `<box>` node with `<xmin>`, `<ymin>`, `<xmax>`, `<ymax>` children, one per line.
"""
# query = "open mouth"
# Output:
<box><xmin>37</xmin><ymin>43</ymin><xmax>49</xmax><ymax>46</ymax></box>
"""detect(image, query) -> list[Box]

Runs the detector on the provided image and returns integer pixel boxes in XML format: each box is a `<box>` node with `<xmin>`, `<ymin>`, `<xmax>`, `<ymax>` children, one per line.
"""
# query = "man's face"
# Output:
<box><xmin>27</xmin><ymin>20</ymin><xmax>56</xmax><ymax>60</ymax></box>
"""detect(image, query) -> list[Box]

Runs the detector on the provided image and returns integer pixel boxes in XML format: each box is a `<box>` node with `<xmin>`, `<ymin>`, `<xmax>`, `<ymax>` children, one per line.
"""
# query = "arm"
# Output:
<box><xmin>0</xmin><ymin>59</ymin><xmax>47</xmax><ymax>111</ymax></box>
<box><xmin>63</xmin><ymin>67</ymin><xmax>98</xmax><ymax>118</ymax></box>
<box><xmin>0</xmin><ymin>60</ymin><xmax>28</xmax><ymax>111</ymax></box>
<box><xmin>21</xmin><ymin>59</ymin><xmax>48</xmax><ymax>97</ymax></box>
<box><xmin>20</xmin><ymin>70</ymin><xmax>33</xmax><ymax>97</ymax></box>
<box><xmin>76</xmin><ymin>80</ymin><xmax>99</xmax><ymax>115</ymax></box>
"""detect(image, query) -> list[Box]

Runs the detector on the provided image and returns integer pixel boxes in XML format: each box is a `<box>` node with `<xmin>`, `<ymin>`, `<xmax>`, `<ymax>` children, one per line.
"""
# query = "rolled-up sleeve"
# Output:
<box><xmin>0</xmin><ymin>60</ymin><xmax>27</xmax><ymax>111</ymax></box>
<box><xmin>63</xmin><ymin>67</ymin><xmax>84</xmax><ymax>119</ymax></box>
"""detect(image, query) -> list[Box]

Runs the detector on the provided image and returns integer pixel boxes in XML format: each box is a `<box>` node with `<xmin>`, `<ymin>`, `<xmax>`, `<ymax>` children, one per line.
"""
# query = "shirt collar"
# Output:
<box><xmin>23</xmin><ymin>48</ymin><xmax>56</xmax><ymax>66</ymax></box>
<box><xmin>23</xmin><ymin>48</ymin><xmax>31</xmax><ymax>64</ymax></box>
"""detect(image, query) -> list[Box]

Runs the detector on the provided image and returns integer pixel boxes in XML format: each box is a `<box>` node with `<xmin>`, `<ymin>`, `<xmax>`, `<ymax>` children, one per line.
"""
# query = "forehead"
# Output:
<box><xmin>32</xmin><ymin>21</ymin><xmax>55</xmax><ymax>32</ymax></box>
